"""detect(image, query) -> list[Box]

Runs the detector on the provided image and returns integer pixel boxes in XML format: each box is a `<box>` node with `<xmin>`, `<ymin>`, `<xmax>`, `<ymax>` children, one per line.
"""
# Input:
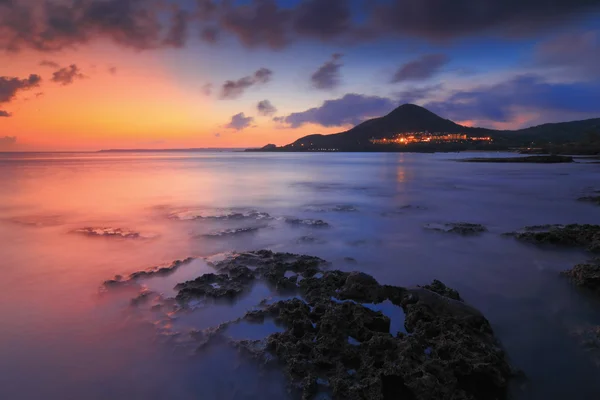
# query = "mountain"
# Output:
<box><xmin>267</xmin><ymin>104</ymin><xmax>600</xmax><ymax>152</ymax></box>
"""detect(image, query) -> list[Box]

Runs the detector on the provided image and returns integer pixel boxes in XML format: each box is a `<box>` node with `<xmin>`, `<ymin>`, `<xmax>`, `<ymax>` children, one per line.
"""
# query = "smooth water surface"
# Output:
<box><xmin>1</xmin><ymin>151</ymin><xmax>600</xmax><ymax>399</ymax></box>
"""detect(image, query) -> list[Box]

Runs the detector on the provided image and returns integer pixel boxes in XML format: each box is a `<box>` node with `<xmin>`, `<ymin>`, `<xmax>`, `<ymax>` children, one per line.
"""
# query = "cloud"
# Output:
<box><xmin>220</xmin><ymin>68</ymin><xmax>273</xmax><ymax>99</ymax></box>
<box><xmin>0</xmin><ymin>136</ymin><xmax>17</xmax><ymax>145</ymax></box>
<box><xmin>108</xmin><ymin>66</ymin><xmax>117</xmax><ymax>75</ymax></box>
<box><xmin>214</xmin><ymin>132</ymin><xmax>221</xmax><ymax>138</ymax></box>
<box><xmin>257</xmin><ymin>100</ymin><xmax>277</xmax><ymax>116</ymax></box>
<box><xmin>39</xmin><ymin>60</ymin><xmax>60</xmax><ymax>68</ymax></box>
<box><xmin>219</xmin><ymin>0</ymin><xmax>292</xmax><ymax>49</ymax></box>
<box><xmin>163</xmin><ymin>8</ymin><xmax>189</xmax><ymax>48</ymax></box>
<box><xmin>392</xmin><ymin>54</ymin><xmax>449</xmax><ymax>83</ymax></box>
<box><xmin>0</xmin><ymin>110</ymin><xmax>11</xmax><ymax>117</ymax></box>
<box><xmin>202</xmin><ymin>83</ymin><xmax>213</xmax><ymax>96</ymax></box>
<box><xmin>311</xmin><ymin>53</ymin><xmax>343</xmax><ymax>90</ymax></box>
<box><xmin>394</xmin><ymin>84</ymin><xmax>443</xmax><ymax>104</ymax></box>
<box><xmin>293</xmin><ymin>0</ymin><xmax>353</xmax><ymax>40</ymax></box>
<box><xmin>51</xmin><ymin>64</ymin><xmax>85</xmax><ymax>85</ymax></box>
<box><xmin>535</xmin><ymin>30</ymin><xmax>600</xmax><ymax>78</ymax></box>
<box><xmin>225</xmin><ymin>112</ymin><xmax>254</xmax><ymax>131</ymax></box>
<box><xmin>371</xmin><ymin>0</ymin><xmax>600</xmax><ymax>40</ymax></box>
<box><xmin>279</xmin><ymin>93</ymin><xmax>397</xmax><ymax>128</ymax></box>
<box><xmin>200</xmin><ymin>26</ymin><xmax>219</xmax><ymax>43</ymax></box>
<box><xmin>424</xmin><ymin>74</ymin><xmax>600</xmax><ymax>127</ymax></box>
<box><xmin>0</xmin><ymin>74</ymin><xmax>42</xmax><ymax>103</ymax></box>
<box><xmin>0</xmin><ymin>0</ymin><xmax>170</xmax><ymax>52</ymax></box>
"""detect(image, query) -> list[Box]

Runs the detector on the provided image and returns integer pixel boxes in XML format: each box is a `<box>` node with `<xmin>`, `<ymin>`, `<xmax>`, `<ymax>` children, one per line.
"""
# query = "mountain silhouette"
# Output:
<box><xmin>272</xmin><ymin>104</ymin><xmax>600</xmax><ymax>151</ymax></box>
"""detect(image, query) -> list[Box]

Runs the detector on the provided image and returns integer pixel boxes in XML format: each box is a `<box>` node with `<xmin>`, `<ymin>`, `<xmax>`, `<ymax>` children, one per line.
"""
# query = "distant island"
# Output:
<box><xmin>249</xmin><ymin>104</ymin><xmax>600</xmax><ymax>154</ymax></box>
<box><xmin>99</xmin><ymin>148</ymin><xmax>246</xmax><ymax>153</ymax></box>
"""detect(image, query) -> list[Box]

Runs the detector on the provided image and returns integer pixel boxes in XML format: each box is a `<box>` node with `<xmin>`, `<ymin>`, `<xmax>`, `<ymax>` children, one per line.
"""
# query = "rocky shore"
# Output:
<box><xmin>459</xmin><ymin>155</ymin><xmax>574</xmax><ymax>163</ymax></box>
<box><xmin>116</xmin><ymin>250</ymin><xmax>513</xmax><ymax>400</ymax></box>
<box><xmin>507</xmin><ymin>224</ymin><xmax>600</xmax><ymax>253</ymax></box>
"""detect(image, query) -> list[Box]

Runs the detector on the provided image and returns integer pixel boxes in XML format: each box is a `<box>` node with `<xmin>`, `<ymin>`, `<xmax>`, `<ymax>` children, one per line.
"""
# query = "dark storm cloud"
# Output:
<box><xmin>51</xmin><ymin>64</ymin><xmax>85</xmax><ymax>85</ymax></box>
<box><xmin>371</xmin><ymin>0</ymin><xmax>600</xmax><ymax>40</ymax></box>
<box><xmin>220</xmin><ymin>68</ymin><xmax>273</xmax><ymax>100</ymax></box>
<box><xmin>200</xmin><ymin>26</ymin><xmax>219</xmax><ymax>43</ymax></box>
<box><xmin>0</xmin><ymin>74</ymin><xmax>42</xmax><ymax>103</ymax></box>
<box><xmin>39</xmin><ymin>60</ymin><xmax>60</xmax><ymax>68</ymax></box>
<box><xmin>311</xmin><ymin>53</ymin><xmax>343</xmax><ymax>90</ymax></box>
<box><xmin>0</xmin><ymin>0</ymin><xmax>169</xmax><ymax>52</ymax></box>
<box><xmin>425</xmin><ymin>75</ymin><xmax>600</xmax><ymax>123</ymax></box>
<box><xmin>293</xmin><ymin>0</ymin><xmax>353</xmax><ymax>40</ymax></box>
<box><xmin>0</xmin><ymin>136</ymin><xmax>17</xmax><ymax>145</ymax></box>
<box><xmin>219</xmin><ymin>0</ymin><xmax>292</xmax><ymax>49</ymax></box>
<box><xmin>225</xmin><ymin>112</ymin><xmax>254</xmax><ymax>130</ymax></box>
<box><xmin>535</xmin><ymin>30</ymin><xmax>600</xmax><ymax>78</ymax></box>
<box><xmin>164</xmin><ymin>8</ymin><xmax>189</xmax><ymax>48</ymax></box>
<box><xmin>0</xmin><ymin>110</ymin><xmax>11</xmax><ymax>117</ymax></box>
<box><xmin>392</xmin><ymin>54</ymin><xmax>449</xmax><ymax>83</ymax></box>
<box><xmin>257</xmin><ymin>100</ymin><xmax>277</xmax><ymax>116</ymax></box>
<box><xmin>279</xmin><ymin>93</ymin><xmax>396</xmax><ymax>128</ymax></box>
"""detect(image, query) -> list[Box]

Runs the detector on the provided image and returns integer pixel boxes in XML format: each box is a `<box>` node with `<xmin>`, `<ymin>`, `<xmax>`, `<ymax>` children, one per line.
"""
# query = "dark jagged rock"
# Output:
<box><xmin>420</xmin><ymin>279</ymin><xmax>463</xmax><ymax>301</ymax></box>
<box><xmin>285</xmin><ymin>218</ymin><xmax>330</xmax><ymax>227</ymax></box>
<box><xmin>425</xmin><ymin>222</ymin><xmax>487</xmax><ymax>235</ymax></box>
<box><xmin>460</xmin><ymin>155</ymin><xmax>574</xmax><ymax>163</ymax></box>
<box><xmin>561</xmin><ymin>259</ymin><xmax>600</xmax><ymax>294</ymax></box>
<box><xmin>112</xmin><ymin>250</ymin><xmax>511</xmax><ymax>399</ymax></box>
<box><xmin>175</xmin><ymin>265</ymin><xmax>256</xmax><ymax>302</ymax></box>
<box><xmin>212</xmin><ymin>252</ymin><xmax>514</xmax><ymax>400</ymax></box>
<box><xmin>73</xmin><ymin>227</ymin><xmax>144</xmax><ymax>239</ymax></box>
<box><xmin>578</xmin><ymin>196</ymin><xmax>600</xmax><ymax>205</ymax></box>
<box><xmin>508</xmin><ymin>224</ymin><xmax>600</xmax><ymax>252</ymax></box>
<box><xmin>102</xmin><ymin>257</ymin><xmax>195</xmax><ymax>287</ymax></box>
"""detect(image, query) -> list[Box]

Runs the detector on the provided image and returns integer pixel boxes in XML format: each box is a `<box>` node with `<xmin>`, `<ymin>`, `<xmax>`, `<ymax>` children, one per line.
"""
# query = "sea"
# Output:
<box><xmin>1</xmin><ymin>151</ymin><xmax>600</xmax><ymax>399</ymax></box>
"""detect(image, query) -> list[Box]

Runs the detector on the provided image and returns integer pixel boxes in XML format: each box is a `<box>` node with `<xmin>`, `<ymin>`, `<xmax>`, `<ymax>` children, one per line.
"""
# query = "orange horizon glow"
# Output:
<box><xmin>1</xmin><ymin>43</ymin><xmax>341</xmax><ymax>152</ymax></box>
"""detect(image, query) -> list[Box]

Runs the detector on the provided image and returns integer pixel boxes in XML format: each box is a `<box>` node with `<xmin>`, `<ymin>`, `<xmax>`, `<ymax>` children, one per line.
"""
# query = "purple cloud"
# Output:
<box><xmin>51</xmin><ymin>64</ymin><xmax>85</xmax><ymax>86</ymax></box>
<box><xmin>279</xmin><ymin>93</ymin><xmax>397</xmax><ymax>128</ymax></box>
<box><xmin>392</xmin><ymin>54</ymin><xmax>449</xmax><ymax>83</ymax></box>
<box><xmin>226</xmin><ymin>112</ymin><xmax>254</xmax><ymax>131</ymax></box>
<box><xmin>311</xmin><ymin>53</ymin><xmax>343</xmax><ymax>90</ymax></box>
<box><xmin>0</xmin><ymin>74</ymin><xmax>42</xmax><ymax>103</ymax></box>
<box><xmin>220</xmin><ymin>68</ymin><xmax>273</xmax><ymax>99</ymax></box>
<box><xmin>257</xmin><ymin>100</ymin><xmax>277</xmax><ymax>116</ymax></box>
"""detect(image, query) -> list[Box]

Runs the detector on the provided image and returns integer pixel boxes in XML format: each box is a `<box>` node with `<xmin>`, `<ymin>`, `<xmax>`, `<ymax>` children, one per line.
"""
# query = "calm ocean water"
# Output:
<box><xmin>1</xmin><ymin>151</ymin><xmax>600</xmax><ymax>399</ymax></box>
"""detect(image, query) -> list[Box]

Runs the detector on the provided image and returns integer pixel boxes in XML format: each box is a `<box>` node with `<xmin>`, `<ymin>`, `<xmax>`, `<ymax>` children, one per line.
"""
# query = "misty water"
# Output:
<box><xmin>1</xmin><ymin>151</ymin><xmax>600</xmax><ymax>399</ymax></box>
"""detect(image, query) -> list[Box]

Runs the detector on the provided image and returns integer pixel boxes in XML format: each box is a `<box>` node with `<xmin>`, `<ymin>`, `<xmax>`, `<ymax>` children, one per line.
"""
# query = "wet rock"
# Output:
<box><xmin>460</xmin><ymin>155</ymin><xmax>574</xmax><ymax>163</ymax></box>
<box><xmin>102</xmin><ymin>258</ymin><xmax>195</xmax><ymax>287</ymax></box>
<box><xmin>168</xmin><ymin>208</ymin><xmax>272</xmax><ymax>221</ymax></box>
<box><xmin>420</xmin><ymin>279</ymin><xmax>463</xmax><ymax>301</ymax></box>
<box><xmin>285</xmin><ymin>218</ymin><xmax>330</xmax><ymax>227</ymax></box>
<box><xmin>218</xmin><ymin>253</ymin><xmax>512</xmax><ymax>400</ymax></box>
<box><xmin>73</xmin><ymin>227</ymin><xmax>146</xmax><ymax>239</ymax></box>
<box><xmin>203</xmin><ymin>226</ymin><xmax>266</xmax><ymax>237</ymax></box>
<box><xmin>561</xmin><ymin>259</ymin><xmax>600</xmax><ymax>293</ymax></box>
<box><xmin>578</xmin><ymin>196</ymin><xmax>600</xmax><ymax>205</ymax></box>
<box><xmin>425</xmin><ymin>222</ymin><xmax>487</xmax><ymax>235</ymax></box>
<box><xmin>175</xmin><ymin>266</ymin><xmax>255</xmax><ymax>302</ymax></box>
<box><xmin>111</xmin><ymin>250</ymin><xmax>512</xmax><ymax>399</ymax></box>
<box><xmin>509</xmin><ymin>224</ymin><xmax>600</xmax><ymax>252</ymax></box>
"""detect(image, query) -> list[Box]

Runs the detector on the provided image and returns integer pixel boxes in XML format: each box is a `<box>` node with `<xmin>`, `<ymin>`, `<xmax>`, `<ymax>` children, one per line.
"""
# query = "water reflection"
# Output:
<box><xmin>1</xmin><ymin>151</ymin><xmax>600</xmax><ymax>399</ymax></box>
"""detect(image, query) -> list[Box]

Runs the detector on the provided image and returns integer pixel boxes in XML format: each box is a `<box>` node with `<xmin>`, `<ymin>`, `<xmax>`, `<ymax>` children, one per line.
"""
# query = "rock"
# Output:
<box><xmin>210</xmin><ymin>251</ymin><xmax>513</xmax><ymax>400</ymax></box>
<box><xmin>285</xmin><ymin>218</ymin><xmax>330</xmax><ymax>227</ymax></box>
<box><xmin>420</xmin><ymin>279</ymin><xmax>463</xmax><ymax>301</ymax></box>
<box><xmin>561</xmin><ymin>260</ymin><xmax>600</xmax><ymax>293</ymax></box>
<box><xmin>578</xmin><ymin>196</ymin><xmax>600</xmax><ymax>205</ymax></box>
<box><xmin>460</xmin><ymin>155</ymin><xmax>574</xmax><ymax>163</ymax></box>
<box><xmin>509</xmin><ymin>224</ymin><xmax>600</xmax><ymax>252</ymax></box>
<box><xmin>113</xmin><ymin>250</ymin><xmax>512</xmax><ymax>399</ymax></box>
<box><xmin>425</xmin><ymin>222</ymin><xmax>487</xmax><ymax>235</ymax></box>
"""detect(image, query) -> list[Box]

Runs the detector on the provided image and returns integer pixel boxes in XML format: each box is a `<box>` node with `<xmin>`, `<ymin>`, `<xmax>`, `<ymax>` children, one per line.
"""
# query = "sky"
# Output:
<box><xmin>1</xmin><ymin>0</ymin><xmax>600</xmax><ymax>151</ymax></box>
